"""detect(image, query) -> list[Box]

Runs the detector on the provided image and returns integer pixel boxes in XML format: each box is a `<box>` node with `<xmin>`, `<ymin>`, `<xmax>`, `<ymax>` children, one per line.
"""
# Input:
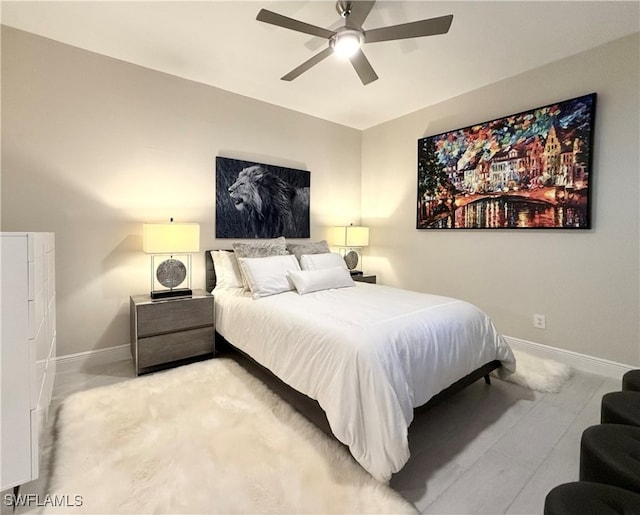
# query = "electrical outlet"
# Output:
<box><xmin>533</xmin><ymin>314</ymin><xmax>546</xmax><ymax>329</ymax></box>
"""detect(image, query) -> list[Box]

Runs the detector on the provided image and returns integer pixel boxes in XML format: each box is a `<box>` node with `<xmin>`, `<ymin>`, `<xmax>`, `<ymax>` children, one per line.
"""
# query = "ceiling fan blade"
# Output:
<box><xmin>257</xmin><ymin>9</ymin><xmax>336</xmax><ymax>40</ymax></box>
<box><xmin>364</xmin><ymin>14</ymin><xmax>453</xmax><ymax>43</ymax></box>
<box><xmin>305</xmin><ymin>18</ymin><xmax>344</xmax><ymax>51</ymax></box>
<box><xmin>281</xmin><ymin>47</ymin><xmax>335</xmax><ymax>81</ymax></box>
<box><xmin>345</xmin><ymin>1</ymin><xmax>377</xmax><ymax>29</ymax></box>
<box><xmin>349</xmin><ymin>48</ymin><xmax>378</xmax><ymax>85</ymax></box>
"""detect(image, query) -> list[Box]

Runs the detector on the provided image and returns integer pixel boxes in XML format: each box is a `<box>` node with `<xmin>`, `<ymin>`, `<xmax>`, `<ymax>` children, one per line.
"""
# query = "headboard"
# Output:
<box><xmin>205</xmin><ymin>250</ymin><xmax>217</xmax><ymax>293</ymax></box>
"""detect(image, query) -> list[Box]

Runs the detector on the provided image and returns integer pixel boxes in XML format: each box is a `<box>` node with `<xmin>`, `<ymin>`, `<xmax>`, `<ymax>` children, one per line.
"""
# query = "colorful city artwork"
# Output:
<box><xmin>417</xmin><ymin>93</ymin><xmax>596</xmax><ymax>229</ymax></box>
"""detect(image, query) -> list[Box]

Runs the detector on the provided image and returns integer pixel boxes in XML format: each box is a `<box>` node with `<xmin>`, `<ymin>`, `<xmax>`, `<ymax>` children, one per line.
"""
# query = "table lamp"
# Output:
<box><xmin>143</xmin><ymin>219</ymin><xmax>200</xmax><ymax>299</ymax></box>
<box><xmin>328</xmin><ymin>224</ymin><xmax>369</xmax><ymax>274</ymax></box>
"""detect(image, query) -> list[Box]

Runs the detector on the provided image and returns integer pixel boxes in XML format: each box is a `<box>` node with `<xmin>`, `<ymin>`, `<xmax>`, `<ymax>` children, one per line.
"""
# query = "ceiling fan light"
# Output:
<box><xmin>333</xmin><ymin>31</ymin><xmax>362</xmax><ymax>58</ymax></box>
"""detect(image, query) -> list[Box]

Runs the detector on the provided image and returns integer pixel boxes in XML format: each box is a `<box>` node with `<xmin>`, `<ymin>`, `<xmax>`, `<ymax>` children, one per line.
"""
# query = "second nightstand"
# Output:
<box><xmin>130</xmin><ymin>289</ymin><xmax>214</xmax><ymax>375</ymax></box>
<box><xmin>352</xmin><ymin>274</ymin><xmax>377</xmax><ymax>284</ymax></box>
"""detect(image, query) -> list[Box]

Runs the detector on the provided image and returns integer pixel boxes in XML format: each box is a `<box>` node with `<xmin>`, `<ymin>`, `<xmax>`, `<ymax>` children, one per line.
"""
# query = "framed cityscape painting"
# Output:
<box><xmin>216</xmin><ymin>156</ymin><xmax>310</xmax><ymax>238</ymax></box>
<box><xmin>417</xmin><ymin>93</ymin><xmax>597</xmax><ymax>229</ymax></box>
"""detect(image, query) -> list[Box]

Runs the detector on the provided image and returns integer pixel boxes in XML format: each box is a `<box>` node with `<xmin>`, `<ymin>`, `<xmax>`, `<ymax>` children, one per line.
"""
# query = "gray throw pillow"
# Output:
<box><xmin>232</xmin><ymin>236</ymin><xmax>288</xmax><ymax>258</ymax></box>
<box><xmin>232</xmin><ymin>237</ymin><xmax>288</xmax><ymax>289</ymax></box>
<box><xmin>286</xmin><ymin>240</ymin><xmax>330</xmax><ymax>262</ymax></box>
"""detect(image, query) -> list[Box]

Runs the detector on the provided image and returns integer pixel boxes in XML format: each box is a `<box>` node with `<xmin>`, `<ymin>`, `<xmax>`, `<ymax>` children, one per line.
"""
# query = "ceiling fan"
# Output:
<box><xmin>256</xmin><ymin>1</ymin><xmax>453</xmax><ymax>85</ymax></box>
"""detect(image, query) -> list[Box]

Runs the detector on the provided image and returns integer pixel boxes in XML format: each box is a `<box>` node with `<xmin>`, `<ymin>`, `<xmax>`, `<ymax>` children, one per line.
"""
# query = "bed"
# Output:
<box><xmin>205</xmin><ymin>248</ymin><xmax>515</xmax><ymax>481</ymax></box>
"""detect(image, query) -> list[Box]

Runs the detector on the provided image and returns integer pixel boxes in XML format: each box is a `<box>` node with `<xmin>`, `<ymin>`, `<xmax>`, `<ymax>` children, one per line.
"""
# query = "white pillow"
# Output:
<box><xmin>288</xmin><ymin>266</ymin><xmax>354</xmax><ymax>295</ymax></box>
<box><xmin>299</xmin><ymin>252</ymin><xmax>347</xmax><ymax>271</ymax></box>
<box><xmin>211</xmin><ymin>250</ymin><xmax>243</xmax><ymax>290</ymax></box>
<box><xmin>237</xmin><ymin>254</ymin><xmax>301</xmax><ymax>299</ymax></box>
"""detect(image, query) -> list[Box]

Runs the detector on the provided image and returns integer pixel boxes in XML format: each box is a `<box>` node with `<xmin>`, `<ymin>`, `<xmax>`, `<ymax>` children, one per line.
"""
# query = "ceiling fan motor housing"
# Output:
<box><xmin>336</xmin><ymin>1</ymin><xmax>354</xmax><ymax>18</ymax></box>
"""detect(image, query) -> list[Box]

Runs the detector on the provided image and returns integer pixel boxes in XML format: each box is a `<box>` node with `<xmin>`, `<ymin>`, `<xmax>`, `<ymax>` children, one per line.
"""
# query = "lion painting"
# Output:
<box><xmin>227</xmin><ymin>165</ymin><xmax>310</xmax><ymax>238</ymax></box>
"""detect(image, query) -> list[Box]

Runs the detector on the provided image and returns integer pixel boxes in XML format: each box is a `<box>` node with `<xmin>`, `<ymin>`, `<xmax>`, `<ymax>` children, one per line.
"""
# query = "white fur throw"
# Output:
<box><xmin>46</xmin><ymin>359</ymin><xmax>417</xmax><ymax>514</ymax></box>
<box><xmin>493</xmin><ymin>349</ymin><xmax>573</xmax><ymax>393</ymax></box>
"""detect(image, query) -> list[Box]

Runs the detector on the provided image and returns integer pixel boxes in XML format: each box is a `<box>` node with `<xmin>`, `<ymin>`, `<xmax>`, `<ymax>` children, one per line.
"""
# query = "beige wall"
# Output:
<box><xmin>3</xmin><ymin>26</ymin><xmax>638</xmax><ymax>366</ymax></box>
<box><xmin>361</xmin><ymin>33</ymin><xmax>640</xmax><ymax>366</ymax></box>
<box><xmin>1</xmin><ymin>27</ymin><xmax>362</xmax><ymax>356</ymax></box>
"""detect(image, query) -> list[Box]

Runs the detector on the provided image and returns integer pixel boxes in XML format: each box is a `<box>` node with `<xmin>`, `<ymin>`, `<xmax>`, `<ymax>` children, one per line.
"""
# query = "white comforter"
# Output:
<box><xmin>214</xmin><ymin>282</ymin><xmax>515</xmax><ymax>481</ymax></box>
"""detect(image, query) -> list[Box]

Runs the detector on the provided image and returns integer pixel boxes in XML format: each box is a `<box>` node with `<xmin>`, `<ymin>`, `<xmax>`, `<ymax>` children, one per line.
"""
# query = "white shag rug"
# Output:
<box><xmin>47</xmin><ymin>358</ymin><xmax>417</xmax><ymax>515</ymax></box>
<box><xmin>493</xmin><ymin>349</ymin><xmax>573</xmax><ymax>393</ymax></box>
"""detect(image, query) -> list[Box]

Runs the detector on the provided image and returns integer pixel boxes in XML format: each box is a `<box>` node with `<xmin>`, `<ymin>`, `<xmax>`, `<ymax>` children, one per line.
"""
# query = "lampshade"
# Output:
<box><xmin>143</xmin><ymin>223</ymin><xmax>200</xmax><ymax>254</ymax></box>
<box><xmin>328</xmin><ymin>226</ymin><xmax>369</xmax><ymax>248</ymax></box>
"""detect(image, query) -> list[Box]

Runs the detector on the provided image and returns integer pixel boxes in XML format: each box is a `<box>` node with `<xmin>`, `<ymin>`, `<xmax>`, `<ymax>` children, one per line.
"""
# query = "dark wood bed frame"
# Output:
<box><xmin>205</xmin><ymin>250</ymin><xmax>501</xmax><ymax>417</ymax></box>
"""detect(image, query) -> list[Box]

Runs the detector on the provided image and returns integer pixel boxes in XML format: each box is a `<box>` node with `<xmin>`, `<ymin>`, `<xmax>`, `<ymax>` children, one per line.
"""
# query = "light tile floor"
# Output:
<box><xmin>2</xmin><ymin>352</ymin><xmax>620</xmax><ymax>515</ymax></box>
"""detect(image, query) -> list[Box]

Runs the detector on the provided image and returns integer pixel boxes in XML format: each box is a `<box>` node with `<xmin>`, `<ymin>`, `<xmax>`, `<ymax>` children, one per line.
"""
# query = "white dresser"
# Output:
<box><xmin>1</xmin><ymin>232</ymin><xmax>56</xmax><ymax>491</ymax></box>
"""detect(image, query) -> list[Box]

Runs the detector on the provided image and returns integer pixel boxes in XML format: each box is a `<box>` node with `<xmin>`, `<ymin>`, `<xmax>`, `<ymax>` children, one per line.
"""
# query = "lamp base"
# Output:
<box><xmin>150</xmin><ymin>288</ymin><xmax>193</xmax><ymax>300</ymax></box>
<box><xmin>343</xmin><ymin>249</ymin><xmax>359</xmax><ymax>270</ymax></box>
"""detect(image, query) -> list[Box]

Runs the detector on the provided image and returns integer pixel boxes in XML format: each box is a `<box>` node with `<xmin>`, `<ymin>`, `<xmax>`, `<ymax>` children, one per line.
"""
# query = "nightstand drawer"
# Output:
<box><xmin>136</xmin><ymin>297</ymin><xmax>213</xmax><ymax>337</ymax></box>
<box><xmin>137</xmin><ymin>326</ymin><xmax>214</xmax><ymax>369</ymax></box>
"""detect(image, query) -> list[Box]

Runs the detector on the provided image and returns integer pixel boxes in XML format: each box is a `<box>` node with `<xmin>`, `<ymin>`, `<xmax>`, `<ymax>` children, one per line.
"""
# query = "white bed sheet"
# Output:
<box><xmin>214</xmin><ymin>282</ymin><xmax>515</xmax><ymax>481</ymax></box>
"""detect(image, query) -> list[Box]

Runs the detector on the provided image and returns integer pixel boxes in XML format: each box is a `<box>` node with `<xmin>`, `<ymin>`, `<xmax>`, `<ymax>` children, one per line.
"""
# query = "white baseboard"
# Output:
<box><xmin>504</xmin><ymin>335</ymin><xmax>634</xmax><ymax>380</ymax></box>
<box><xmin>53</xmin><ymin>344</ymin><xmax>131</xmax><ymax>374</ymax></box>
<box><xmin>51</xmin><ymin>337</ymin><xmax>635</xmax><ymax>381</ymax></box>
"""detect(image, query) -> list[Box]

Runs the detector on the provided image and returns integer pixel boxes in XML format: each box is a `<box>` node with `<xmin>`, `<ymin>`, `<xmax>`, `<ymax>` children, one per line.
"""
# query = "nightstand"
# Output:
<box><xmin>352</xmin><ymin>274</ymin><xmax>377</xmax><ymax>284</ymax></box>
<box><xmin>130</xmin><ymin>289</ymin><xmax>214</xmax><ymax>375</ymax></box>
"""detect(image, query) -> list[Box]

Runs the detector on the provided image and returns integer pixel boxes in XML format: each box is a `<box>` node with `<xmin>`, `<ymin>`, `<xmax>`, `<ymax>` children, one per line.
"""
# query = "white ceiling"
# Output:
<box><xmin>2</xmin><ymin>1</ymin><xmax>639</xmax><ymax>129</ymax></box>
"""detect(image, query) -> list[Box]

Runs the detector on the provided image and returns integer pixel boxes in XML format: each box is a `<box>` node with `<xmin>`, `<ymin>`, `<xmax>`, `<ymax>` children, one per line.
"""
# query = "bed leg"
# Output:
<box><xmin>484</xmin><ymin>374</ymin><xmax>491</xmax><ymax>385</ymax></box>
